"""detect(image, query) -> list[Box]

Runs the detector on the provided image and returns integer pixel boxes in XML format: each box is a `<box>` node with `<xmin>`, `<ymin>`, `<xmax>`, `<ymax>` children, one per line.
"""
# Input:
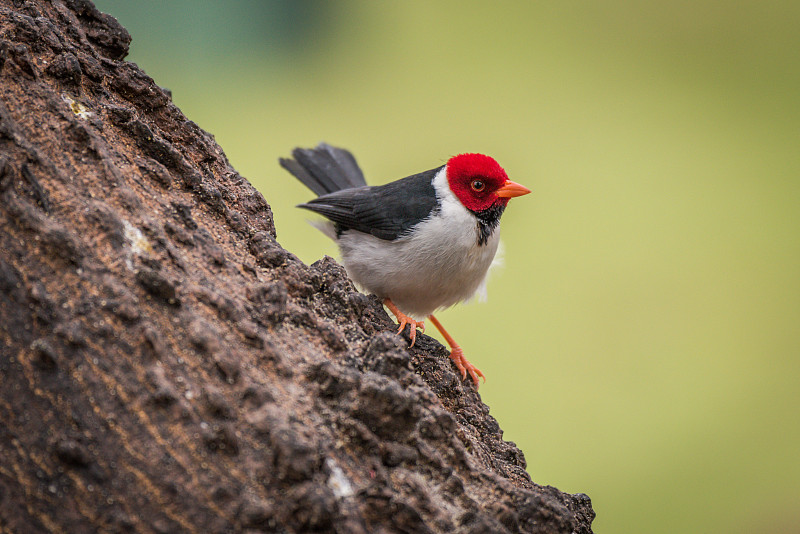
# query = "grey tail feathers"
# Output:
<box><xmin>280</xmin><ymin>143</ymin><xmax>367</xmax><ymax>196</ymax></box>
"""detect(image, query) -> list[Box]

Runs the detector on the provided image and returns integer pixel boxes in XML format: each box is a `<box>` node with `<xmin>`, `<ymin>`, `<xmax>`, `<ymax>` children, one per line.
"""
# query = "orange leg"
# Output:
<box><xmin>383</xmin><ymin>298</ymin><xmax>425</xmax><ymax>347</ymax></box>
<box><xmin>428</xmin><ymin>315</ymin><xmax>485</xmax><ymax>388</ymax></box>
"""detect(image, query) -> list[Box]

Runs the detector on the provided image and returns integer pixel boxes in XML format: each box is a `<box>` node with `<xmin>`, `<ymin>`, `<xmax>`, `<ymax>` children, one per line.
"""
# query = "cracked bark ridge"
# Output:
<box><xmin>0</xmin><ymin>1</ymin><xmax>595</xmax><ymax>532</ymax></box>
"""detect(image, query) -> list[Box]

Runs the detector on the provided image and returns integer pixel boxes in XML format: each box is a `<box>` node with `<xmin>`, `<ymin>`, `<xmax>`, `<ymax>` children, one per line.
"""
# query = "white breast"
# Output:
<box><xmin>336</xmin><ymin>168</ymin><xmax>501</xmax><ymax>318</ymax></box>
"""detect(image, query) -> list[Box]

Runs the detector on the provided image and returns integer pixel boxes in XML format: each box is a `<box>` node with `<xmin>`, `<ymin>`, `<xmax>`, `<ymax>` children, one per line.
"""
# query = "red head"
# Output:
<box><xmin>445</xmin><ymin>153</ymin><xmax>531</xmax><ymax>213</ymax></box>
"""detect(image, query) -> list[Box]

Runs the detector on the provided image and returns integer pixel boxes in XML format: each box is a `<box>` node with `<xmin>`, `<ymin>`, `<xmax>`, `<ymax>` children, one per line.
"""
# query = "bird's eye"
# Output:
<box><xmin>471</xmin><ymin>180</ymin><xmax>485</xmax><ymax>192</ymax></box>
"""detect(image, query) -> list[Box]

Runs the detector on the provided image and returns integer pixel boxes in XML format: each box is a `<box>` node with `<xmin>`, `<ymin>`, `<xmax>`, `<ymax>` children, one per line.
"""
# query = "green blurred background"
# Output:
<box><xmin>93</xmin><ymin>1</ymin><xmax>800</xmax><ymax>532</ymax></box>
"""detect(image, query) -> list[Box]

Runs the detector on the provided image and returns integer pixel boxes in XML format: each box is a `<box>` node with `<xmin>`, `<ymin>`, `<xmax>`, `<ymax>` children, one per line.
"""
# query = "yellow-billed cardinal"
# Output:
<box><xmin>280</xmin><ymin>144</ymin><xmax>530</xmax><ymax>387</ymax></box>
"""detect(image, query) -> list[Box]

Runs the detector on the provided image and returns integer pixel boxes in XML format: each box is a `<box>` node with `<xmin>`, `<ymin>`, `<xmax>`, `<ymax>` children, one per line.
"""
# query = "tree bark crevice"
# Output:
<box><xmin>0</xmin><ymin>1</ymin><xmax>594</xmax><ymax>532</ymax></box>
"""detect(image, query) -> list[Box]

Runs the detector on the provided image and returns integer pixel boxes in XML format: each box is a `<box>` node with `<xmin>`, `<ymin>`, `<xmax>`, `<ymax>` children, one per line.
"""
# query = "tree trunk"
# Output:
<box><xmin>0</xmin><ymin>1</ymin><xmax>594</xmax><ymax>532</ymax></box>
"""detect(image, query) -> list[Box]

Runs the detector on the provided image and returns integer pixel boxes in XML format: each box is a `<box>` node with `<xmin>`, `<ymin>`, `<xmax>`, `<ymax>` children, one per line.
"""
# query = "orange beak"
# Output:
<box><xmin>495</xmin><ymin>180</ymin><xmax>531</xmax><ymax>198</ymax></box>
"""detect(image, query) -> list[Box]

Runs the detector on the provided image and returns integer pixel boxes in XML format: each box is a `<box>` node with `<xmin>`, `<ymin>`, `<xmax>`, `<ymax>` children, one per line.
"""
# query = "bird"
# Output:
<box><xmin>280</xmin><ymin>143</ymin><xmax>530</xmax><ymax>387</ymax></box>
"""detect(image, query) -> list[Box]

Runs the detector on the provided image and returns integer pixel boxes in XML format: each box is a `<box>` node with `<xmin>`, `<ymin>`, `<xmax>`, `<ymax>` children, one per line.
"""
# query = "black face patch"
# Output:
<box><xmin>474</xmin><ymin>203</ymin><xmax>506</xmax><ymax>246</ymax></box>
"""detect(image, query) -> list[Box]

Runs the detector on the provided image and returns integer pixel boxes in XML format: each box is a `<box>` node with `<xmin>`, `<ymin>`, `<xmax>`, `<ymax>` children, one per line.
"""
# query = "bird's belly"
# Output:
<box><xmin>338</xmin><ymin>224</ymin><xmax>500</xmax><ymax>318</ymax></box>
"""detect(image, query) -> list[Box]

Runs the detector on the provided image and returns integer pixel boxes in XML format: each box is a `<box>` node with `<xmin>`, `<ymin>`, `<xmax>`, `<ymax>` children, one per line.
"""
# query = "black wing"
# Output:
<box><xmin>280</xmin><ymin>143</ymin><xmax>366</xmax><ymax>196</ymax></box>
<box><xmin>298</xmin><ymin>167</ymin><xmax>442</xmax><ymax>241</ymax></box>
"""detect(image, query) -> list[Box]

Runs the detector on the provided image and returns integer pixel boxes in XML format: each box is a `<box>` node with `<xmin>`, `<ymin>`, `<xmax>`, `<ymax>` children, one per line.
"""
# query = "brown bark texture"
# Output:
<box><xmin>0</xmin><ymin>1</ymin><xmax>595</xmax><ymax>532</ymax></box>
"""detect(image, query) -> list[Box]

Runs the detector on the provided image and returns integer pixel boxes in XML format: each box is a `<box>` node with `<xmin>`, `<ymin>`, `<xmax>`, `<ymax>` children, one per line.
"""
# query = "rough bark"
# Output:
<box><xmin>0</xmin><ymin>1</ymin><xmax>594</xmax><ymax>533</ymax></box>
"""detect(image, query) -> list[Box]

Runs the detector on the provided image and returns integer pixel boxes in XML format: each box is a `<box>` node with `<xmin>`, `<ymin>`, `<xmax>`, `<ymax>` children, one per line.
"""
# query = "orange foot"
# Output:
<box><xmin>383</xmin><ymin>298</ymin><xmax>425</xmax><ymax>347</ymax></box>
<box><xmin>427</xmin><ymin>315</ymin><xmax>485</xmax><ymax>388</ymax></box>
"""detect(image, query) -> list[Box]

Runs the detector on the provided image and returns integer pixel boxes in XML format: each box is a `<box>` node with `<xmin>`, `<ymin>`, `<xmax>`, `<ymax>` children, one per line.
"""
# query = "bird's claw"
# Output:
<box><xmin>449</xmin><ymin>347</ymin><xmax>486</xmax><ymax>388</ymax></box>
<box><xmin>384</xmin><ymin>298</ymin><xmax>424</xmax><ymax>347</ymax></box>
<box><xmin>396</xmin><ymin>315</ymin><xmax>424</xmax><ymax>347</ymax></box>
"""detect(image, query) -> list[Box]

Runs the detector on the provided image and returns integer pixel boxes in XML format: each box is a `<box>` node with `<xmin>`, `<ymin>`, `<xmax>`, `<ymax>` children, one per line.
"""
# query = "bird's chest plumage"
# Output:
<box><xmin>337</xmin><ymin>171</ymin><xmax>501</xmax><ymax>318</ymax></box>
